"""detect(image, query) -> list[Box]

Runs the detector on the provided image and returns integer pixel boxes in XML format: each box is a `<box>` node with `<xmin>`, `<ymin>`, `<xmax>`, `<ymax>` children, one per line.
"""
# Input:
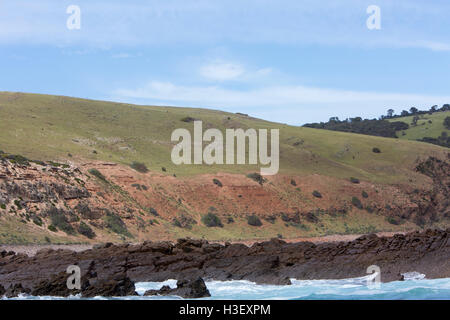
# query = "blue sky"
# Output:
<box><xmin>1</xmin><ymin>0</ymin><xmax>450</xmax><ymax>124</ymax></box>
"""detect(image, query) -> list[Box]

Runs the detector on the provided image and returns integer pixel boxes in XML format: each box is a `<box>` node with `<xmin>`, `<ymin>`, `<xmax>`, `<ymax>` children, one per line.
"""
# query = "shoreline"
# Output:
<box><xmin>0</xmin><ymin>228</ymin><xmax>448</xmax><ymax>298</ymax></box>
<box><xmin>0</xmin><ymin>231</ymin><xmax>406</xmax><ymax>257</ymax></box>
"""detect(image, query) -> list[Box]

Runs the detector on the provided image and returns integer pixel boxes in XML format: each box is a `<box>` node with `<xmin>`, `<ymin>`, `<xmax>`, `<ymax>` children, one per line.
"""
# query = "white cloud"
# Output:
<box><xmin>199</xmin><ymin>61</ymin><xmax>245</xmax><ymax>81</ymax></box>
<box><xmin>114</xmin><ymin>81</ymin><xmax>450</xmax><ymax>124</ymax></box>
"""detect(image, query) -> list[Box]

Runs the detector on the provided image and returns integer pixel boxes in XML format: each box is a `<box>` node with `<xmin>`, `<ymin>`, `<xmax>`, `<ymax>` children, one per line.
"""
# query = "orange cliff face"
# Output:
<box><xmin>0</xmin><ymin>154</ymin><xmax>448</xmax><ymax>243</ymax></box>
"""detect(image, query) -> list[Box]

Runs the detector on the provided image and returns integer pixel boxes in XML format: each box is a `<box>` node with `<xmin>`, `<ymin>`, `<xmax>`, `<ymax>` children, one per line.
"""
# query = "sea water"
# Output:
<box><xmin>3</xmin><ymin>274</ymin><xmax>450</xmax><ymax>300</ymax></box>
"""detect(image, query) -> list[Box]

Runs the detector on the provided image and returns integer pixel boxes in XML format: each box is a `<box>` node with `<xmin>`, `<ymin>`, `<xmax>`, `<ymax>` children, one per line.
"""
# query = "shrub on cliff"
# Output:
<box><xmin>88</xmin><ymin>168</ymin><xmax>107</xmax><ymax>181</ymax></box>
<box><xmin>312</xmin><ymin>190</ymin><xmax>322</xmax><ymax>198</ymax></box>
<box><xmin>246</xmin><ymin>173</ymin><xmax>266</xmax><ymax>185</ymax></box>
<box><xmin>33</xmin><ymin>216</ymin><xmax>43</xmax><ymax>227</ymax></box>
<box><xmin>212</xmin><ymin>178</ymin><xmax>223</xmax><ymax>187</ymax></box>
<box><xmin>172</xmin><ymin>214</ymin><xmax>196</xmax><ymax>229</ymax></box>
<box><xmin>130</xmin><ymin>161</ymin><xmax>149</xmax><ymax>173</ymax></box>
<box><xmin>247</xmin><ymin>215</ymin><xmax>262</xmax><ymax>227</ymax></box>
<box><xmin>104</xmin><ymin>211</ymin><xmax>131</xmax><ymax>237</ymax></box>
<box><xmin>387</xmin><ymin>216</ymin><xmax>401</xmax><ymax>225</ymax></box>
<box><xmin>350</xmin><ymin>177</ymin><xmax>360</xmax><ymax>184</ymax></box>
<box><xmin>149</xmin><ymin>207</ymin><xmax>159</xmax><ymax>216</ymax></box>
<box><xmin>50</xmin><ymin>212</ymin><xmax>76</xmax><ymax>235</ymax></box>
<box><xmin>362</xmin><ymin>191</ymin><xmax>369</xmax><ymax>198</ymax></box>
<box><xmin>48</xmin><ymin>225</ymin><xmax>57</xmax><ymax>232</ymax></box>
<box><xmin>202</xmin><ymin>213</ymin><xmax>223</xmax><ymax>228</ymax></box>
<box><xmin>372</xmin><ymin>147</ymin><xmax>381</xmax><ymax>153</ymax></box>
<box><xmin>78</xmin><ymin>221</ymin><xmax>96</xmax><ymax>239</ymax></box>
<box><xmin>351</xmin><ymin>196</ymin><xmax>363</xmax><ymax>209</ymax></box>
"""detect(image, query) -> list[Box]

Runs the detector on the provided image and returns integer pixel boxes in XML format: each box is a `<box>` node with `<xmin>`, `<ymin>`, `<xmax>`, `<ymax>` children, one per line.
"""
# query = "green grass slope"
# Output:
<box><xmin>0</xmin><ymin>91</ymin><xmax>448</xmax><ymax>185</ymax></box>
<box><xmin>389</xmin><ymin>111</ymin><xmax>450</xmax><ymax>141</ymax></box>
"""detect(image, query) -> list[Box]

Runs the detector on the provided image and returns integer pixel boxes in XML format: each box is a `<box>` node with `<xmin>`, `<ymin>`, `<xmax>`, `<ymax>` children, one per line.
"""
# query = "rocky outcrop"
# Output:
<box><xmin>144</xmin><ymin>278</ymin><xmax>210</xmax><ymax>298</ymax></box>
<box><xmin>0</xmin><ymin>229</ymin><xmax>448</xmax><ymax>297</ymax></box>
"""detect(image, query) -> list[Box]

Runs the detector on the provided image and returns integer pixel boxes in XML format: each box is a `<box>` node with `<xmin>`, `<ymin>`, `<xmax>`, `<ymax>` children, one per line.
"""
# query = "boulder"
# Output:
<box><xmin>144</xmin><ymin>277</ymin><xmax>211</xmax><ymax>298</ymax></box>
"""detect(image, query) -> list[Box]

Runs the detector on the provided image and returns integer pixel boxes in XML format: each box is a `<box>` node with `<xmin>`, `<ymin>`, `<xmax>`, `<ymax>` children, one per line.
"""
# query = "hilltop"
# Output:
<box><xmin>0</xmin><ymin>92</ymin><xmax>448</xmax><ymax>244</ymax></box>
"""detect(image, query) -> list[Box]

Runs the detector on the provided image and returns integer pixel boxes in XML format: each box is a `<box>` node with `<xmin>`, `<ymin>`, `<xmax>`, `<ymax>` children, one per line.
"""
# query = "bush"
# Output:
<box><xmin>290</xmin><ymin>179</ymin><xmax>297</xmax><ymax>186</ymax></box>
<box><xmin>103</xmin><ymin>211</ymin><xmax>131</xmax><ymax>237</ymax></box>
<box><xmin>247</xmin><ymin>215</ymin><xmax>262</xmax><ymax>227</ymax></box>
<box><xmin>172</xmin><ymin>214</ymin><xmax>196</xmax><ymax>229</ymax></box>
<box><xmin>130</xmin><ymin>161</ymin><xmax>149</xmax><ymax>173</ymax></box>
<box><xmin>351</xmin><ymin>196</ymin><xmax>363</xmax><ymax>209</ymax></box>
<box><xmin>0</xmin><ymin>203</ymin><xmax>6</xmax><ymax>210</ymax></box>
<box><xmin>50</xmin><ymin>212</ymin><xmax>76</xmax><ymax>235</ymax></box>
<box><xmin>444</xmin><ymin>116</ymin><xmax>450</xmax><ymax>130</ymax></box>
<box><xmin>78</xmin><ymin>221</ymin><xmax>96</xmax><ymax>239</ymax></box>
<box><xmin>181</xmin><ymin>116</ymin><xmax>196</xmax><ymax>123</ymax></box>
<box><xmin>247</xmin><ymin>173</ymin><xmax>266</xmax><ymax>185</ymax></box>
<box><xmin>149</xmin><ymin>207</ymin><xmax>159</xmax><ymax>216</ymax></box>
<box><xmin>365</xmin><ymin>206</ymin><xmax>374</xmax><ymax>213</ymax></box>
<box><xmin>350</xmin><ymin>177</ymin><xmax>360</xmax><ymax>184</ymax></box>
<box><xmin>312</xmin><ymin>190</ymin><xmax>322</xmax><ymax>198</ymax></box>
<box><xmin>48</xmin><ymin>225</ymin><xmax>57</xmax><ymax>232</ymax></box>
<box><xmin>213</xmin><ymin>178</ymin><xmax>223</xmax><ymax>187</ymax></box>
<box><xmin>33</xmin><ymin>216</ymin><xmax>43</xmax><ymax>227</ymax></box>
<box><xmin>226</xmin><ymin>216</ymin><xmax>235</xmax><ymax>224</ymax></box>
<box><xmin>88</xmin><ymin>168</ymin><xmax>107</xmax><ymax>181</ymax></box>
<box><xmin>372</xmin><ymin>147</ymin><xmax>381</xmax><ymax>153</ymax></box>
<box><xmin>362</xmin><ymin>191</ymin><xmax>369</xmax><ymax>198</ymax></box>
<box><xmin>202</xmin><ymin>212</ymin><xmax>223</xmax><ymax>228</ymax></box>
<box><xmin>387</xmin><ymin>216</ymin><xmax>401</xmax><ymax>225</ymax></box>
<box><xmin>306</xmin><ymin>212</ymin><xmax>319</xmax><ymax>223</ymax></box>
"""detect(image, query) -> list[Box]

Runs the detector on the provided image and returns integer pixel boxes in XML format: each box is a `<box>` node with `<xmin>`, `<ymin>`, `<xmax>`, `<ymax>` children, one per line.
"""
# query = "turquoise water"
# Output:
<box><xmin>4</xmin><ymin>275</ymin><xmax>450</xmax><ymax>300</ymax></box>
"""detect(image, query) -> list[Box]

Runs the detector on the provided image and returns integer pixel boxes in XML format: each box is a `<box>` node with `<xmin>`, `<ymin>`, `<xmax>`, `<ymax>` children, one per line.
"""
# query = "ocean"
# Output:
<box><xmin>3</xmin><ymin>274</ymin><xmax>450</xmax><ymax>300</ymax></box>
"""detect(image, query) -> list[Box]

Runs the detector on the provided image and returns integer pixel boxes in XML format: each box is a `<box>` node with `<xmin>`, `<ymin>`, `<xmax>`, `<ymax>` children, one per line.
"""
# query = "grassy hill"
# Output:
<box><xmin>0</xmin><ymin>92</ymin><xmax>449</xmax><ymax>243</ymax></box>
<box><xmin>389</xmin><ymin>111</ymin><xmax>450</xmax><ymax>142</ymax></box>
<box><xmin>0</xmin><ymin>91</ymin><xmax>447</xmax><ymax>184</ymax></box>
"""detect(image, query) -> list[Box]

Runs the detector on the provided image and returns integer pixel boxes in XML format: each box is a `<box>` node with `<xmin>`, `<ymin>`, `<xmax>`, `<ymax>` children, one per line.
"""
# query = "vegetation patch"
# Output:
<box><xmin>103</xmin><ymin>211</ymin><xmax>131</xmax><ymax>237</ymax></box>
<box><xmin>246</xmin><ymin>173</ymin><xmax>266</xmax><ymax>185</ymax></box>
<box><xmin>212</xmin><ymin>178</ymin><xmax>223</xmax><ymax>187</ymax></box>
<box><xmin>201</xmin><ymin>212</ymin><xmax>223</xmax><ymax>228</ymax></box>
<box><xmin>180</xmin><ymin>116</ymin><xmax>197</xmax><ymax>123</ymax></box>
<box><xmin>78</xmin><ymin>221</ymin><xmax>96</xmax><ymax>239</ymax></box>
<box><xmin>130</xmin><ymin>161</ymin><xmax>149</xmax><ymax>173</ymax></box>
<box><xmin>247</xmin><ymin>215</ymin><xmax>262</xmax><ymax>227</ymax></box>
<box><xmin>362</xmin><ymin>191</ymin><xmax>369</xmax><ymax>198</ymax></box>
<box><xmin>88</xmin><ymin>168</ymin><xmax>107</xmax><ymax>181</ymax></box>
<box><xmin>350</xmin><ymin>177</ymin><xmax>360</xmax><ymax>184</ymax></box>
<box><xmin>148</xmin><ymin>207</ymin><xmax>159</xmax><ymax>216</ymax></box>
<box><xmin>351</xmin><ymin>196</ymin><xmax>363</xmax><ymax>209</ymax></box>
<box><xmin>172</xmin><ymin>214</ymin><xmax>196</xmax><ymax>229</ymax></box>
<box><xmin>312</xmin><ymin>190</ymin><xmax>322</xmax><ymax>198</ymax></box>
<box><xmin>50</xmin><ymin>212</ymin><xmax>76</xmax><ymax>235</ymax></box>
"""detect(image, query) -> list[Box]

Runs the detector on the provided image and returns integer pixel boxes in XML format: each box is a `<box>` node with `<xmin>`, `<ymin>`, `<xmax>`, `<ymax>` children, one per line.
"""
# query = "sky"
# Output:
<box><xmin>1</xmin><ymin>0</ymin><xmax>450</xmax><ymax>125</ymax></box>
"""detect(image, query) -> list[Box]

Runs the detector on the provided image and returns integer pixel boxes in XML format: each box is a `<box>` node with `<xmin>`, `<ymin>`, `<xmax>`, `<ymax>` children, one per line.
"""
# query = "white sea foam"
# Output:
<box><xmin>2</xmin><ymin>276</ymin><xmax>449</xmax><ymax>300</ymax></box>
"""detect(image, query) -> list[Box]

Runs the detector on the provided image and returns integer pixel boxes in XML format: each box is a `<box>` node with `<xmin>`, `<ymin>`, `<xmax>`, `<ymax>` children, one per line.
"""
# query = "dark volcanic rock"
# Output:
<box><xmin>4</xmin><ymin>283</ymin><xmax>31</xmax><ymax>298</ymax></box>
<box><xmin>30</xmin><ymin>270</ymin><xmax>137</xmax><ymax>297</ymax></box>
<box><xmin>0</xmin><ymin>229</ymin><xmax>449</xmax><ymax>296</ymax></box>
<box><xmin>144</xmin><ymin>277</ymin><xmax>210</xmax><ymax>298</ymax></box>
<box><xmin>82</xmin><ymin>274</ymin><xmax>137</xmax><ymax>297</ymax></box>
